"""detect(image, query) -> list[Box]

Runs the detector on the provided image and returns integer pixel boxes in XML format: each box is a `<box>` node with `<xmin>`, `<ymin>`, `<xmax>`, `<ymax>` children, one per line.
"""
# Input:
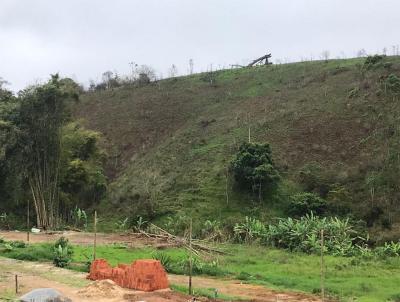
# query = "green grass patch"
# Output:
<box><xmin>0</xmin><ymin>243</ymin><xmax>53</xmax><ymax>262</ymax></box>
<box><xmin>2</xmin><ymin>242</ymin><xmax>400</xmax><ymax>301</ymax></box>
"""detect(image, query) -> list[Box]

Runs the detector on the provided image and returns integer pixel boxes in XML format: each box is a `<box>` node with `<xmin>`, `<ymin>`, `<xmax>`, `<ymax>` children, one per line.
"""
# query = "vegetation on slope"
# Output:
<box><xmin>76</xmin><ymin>56</ymin><xmax>400</xmax><ymax>240</ymax></box>
<box><xmin>0</xmin><ymin>76</ymin><xmax>106</xmax><ymax>228</ymax></box>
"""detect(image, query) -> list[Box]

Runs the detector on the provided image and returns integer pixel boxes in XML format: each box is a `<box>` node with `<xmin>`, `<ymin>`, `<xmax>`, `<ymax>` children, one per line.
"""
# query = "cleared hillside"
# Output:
<box><xmin>75</xmin><ymin>57</ymin><xmax>400</xmax><ymax>239</ymax></box>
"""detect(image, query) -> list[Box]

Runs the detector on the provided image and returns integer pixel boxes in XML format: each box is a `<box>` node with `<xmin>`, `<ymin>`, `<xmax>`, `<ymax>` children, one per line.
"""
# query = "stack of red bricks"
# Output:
<box><xmin>88</xmin><ymin>259</ymin><xmax>169</xmax><ymax>292</ymax></box>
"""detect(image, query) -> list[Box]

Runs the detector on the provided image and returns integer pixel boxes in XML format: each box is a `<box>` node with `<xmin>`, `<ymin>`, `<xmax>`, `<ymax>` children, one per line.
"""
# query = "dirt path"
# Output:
<box><xmin>169</xmin><ymin>275</ymin><xmax>320</xmax><ymax>302</ymax></box>
<box><xmin>0</xmin><ymin>257</ymin><xmax>321</xmax><ymax>302</ymax></box>
<box><xmin>0</xmin><ymin>257</ymin><xmax>89</xmax><ymax>301</ymax></box>
<box><xmin>0</xmin><ymin>230</ymin><xmax>160</xmax><ymax>247</ymax></box>
<box><xmin>0</xmin><ymin>257</ymin><xmax>199</xmax><ymax>302</ymax></box>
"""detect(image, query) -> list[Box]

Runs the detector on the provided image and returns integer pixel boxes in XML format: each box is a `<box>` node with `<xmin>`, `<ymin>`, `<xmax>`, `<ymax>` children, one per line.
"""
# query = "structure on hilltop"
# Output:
<box><xmin>247</xmin><ymin>53</ymin><xmax>272</xmax><ymax>66</ymax></box>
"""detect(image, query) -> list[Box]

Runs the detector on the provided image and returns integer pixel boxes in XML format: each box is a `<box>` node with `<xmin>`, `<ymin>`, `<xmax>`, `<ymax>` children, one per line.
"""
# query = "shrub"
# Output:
<box><xmin>383</xmin><ymin>62</ymin><xmax>392</xmax><ymax>70</ymax></box>
<box><xmin>262</xmin><ymin>214</ymin><xmax>362</xmax><ymax>256</ymax></box>
<box><xmin>288</xmin><ymin>192</ymin><xmax>327</xmax><ymax>216</ymax></box>
<box><xmin>137</xmin><ymin>73</ymin><xmax>151</xmax><ymax>85</ymax></box>
<box><xmin>374</xmin><ymin>241</ymin><xmax>400</xmax><ymax>257</ymax></box>
<box><xmin>133</xmin><ymin>216</ymin><xmax>148</xmax><ymax>231</ymax></box>
<box><xmin>152</xmin><ymin>251</ymin><xmax>173</xmax><ymax>272</ymax></box>
<box><xmin>178</xmin><ymin>257</ymin><xmax>225</xmax><ymax>276</ymax></box>
<box><xmin>71</xmin><ymin>206</ymin><xmax>87</xmax><ymax>230</ymax></box>
<box><xmin>384</xmin><ymin>74</ymin><xmax>400</xmax><ymax>94</ymax></box>
<box><xmin>10</xmin><ymin>241</ymin><xmax>27</xmax><ymax>248</ymax></box>
<box><xmin>231</xmin><ymin>142</ymin><xmax>280</xmax><ymax>194</ymax></box>
<box><xmin>200</xmin><ymin>71</ymin><xmax>217</xmax><ymax>86</ymax></box>
<box><xmin>237</xmin><ymin>271</ymin><xmax>253</xmax><ymax>281</ymax></box>
<box><xmin>363</xmin><ymin>55</ymin><xmax>385</xmax><ymax>69</ymax></box>
<box><xmin>163</xmin><ymin>214</ymin><xmax>190</xmax><ymax>236</ymax></box>
<box><xmin>114</xmin><ymin>217</ymin><xmax>129</xmax><ymax>231</ymax></box>
<box><xmin>201</xmin><ymin>220</ymin><xmax>225</xmax><ymax>242</ymax></box>
<box><xmin>3</xmin><ymin>243</ymin><xmax>13</xmax><ymax>252</ymax></box>
<box><xmin>53</xmin><ymin>237</ymin><xmax>73</xmax><ymax>268</ymax></box>
<box><xmin>233</xmin><ymin>216</ymin><xmax>266</xmax><ymax>243</ymax></box>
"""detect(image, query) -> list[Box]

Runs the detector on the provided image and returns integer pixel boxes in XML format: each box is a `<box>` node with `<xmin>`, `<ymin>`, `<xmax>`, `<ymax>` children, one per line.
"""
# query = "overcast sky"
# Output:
<box><xmin>1</xmin><ymin>0</ymin><xmax>399</xmax><ymax>91</ymax></box>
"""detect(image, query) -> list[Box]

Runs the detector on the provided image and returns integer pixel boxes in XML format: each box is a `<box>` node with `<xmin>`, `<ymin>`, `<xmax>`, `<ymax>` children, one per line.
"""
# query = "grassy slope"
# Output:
<box><xmin>75</xmin><ymin>57</ymin><xmax>400</xmax><ymax>235</ymax></box>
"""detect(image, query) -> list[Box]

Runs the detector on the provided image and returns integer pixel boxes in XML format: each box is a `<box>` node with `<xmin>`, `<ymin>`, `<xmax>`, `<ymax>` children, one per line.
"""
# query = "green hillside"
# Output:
<box><xmin>75</xmin><ymin>56</ymin><xmax>400</xmax><ymax>239</ymax></box>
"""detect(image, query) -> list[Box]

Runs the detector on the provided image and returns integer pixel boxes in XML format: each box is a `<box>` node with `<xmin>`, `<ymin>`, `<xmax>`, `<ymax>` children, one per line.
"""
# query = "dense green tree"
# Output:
<box><xmin>231</xmin><ymin>142</ymin><xmax>280</xmax><ymax>197</ymax></box>
<box><xmin>0</xmin><ymin>86</ymin><xmax>24</xmax><ymax>214</ymax></box>
<box><xmin>16</xmin><ymin>74</ymin><xmax>79</xmax><ymax>228</ymax></box>
<box><xmin>0</xmin><ymin>75</ymin><xmax>106</xmax><ymax>229</ymax></box>
<box><xmin>0</xmin><ymin>75</ymin><xmax>106</xmax><ymax>228</ymax></box>
<box><xmin>288</xmin><ymin>192</ymin><xmax>327</xmax><ymax>217</ymax></box>
<box><xmin>59</xmin><ymin>122</ymin><xmax>107</xmax><ymax>212</ymax></box>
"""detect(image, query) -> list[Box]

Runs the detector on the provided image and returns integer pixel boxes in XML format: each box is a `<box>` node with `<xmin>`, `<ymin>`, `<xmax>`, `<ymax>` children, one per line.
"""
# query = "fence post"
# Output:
<box><xmin>188</xmin><ymin>218</ymin><xmax>193</xmax><ymax>295</ymax></box>
<box><xmin>93</xmin><ymin>211</ymin><xmax>97</xmax><ymax>260</ymax></box>
<box><xmin>15</xmin><ymin>274</ymin><xmax>18</xmax><ymax>294</ymax></box>
<box><xmin>27</xmin><ymin>199</ymin><xmax>30</xmax><ymax>243</ymax></box>
<box><xmin>320</xmin><ymin>229</ymin><xmax>325</xmax><ymax>302</ymax></box>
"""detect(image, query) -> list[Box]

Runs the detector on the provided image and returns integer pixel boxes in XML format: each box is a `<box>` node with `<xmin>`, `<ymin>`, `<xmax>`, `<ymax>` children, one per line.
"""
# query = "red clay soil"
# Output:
<box><xmin>88</xmin><ymin>259</ymin><xmax>169</xmax><ymax>292</ymax></box>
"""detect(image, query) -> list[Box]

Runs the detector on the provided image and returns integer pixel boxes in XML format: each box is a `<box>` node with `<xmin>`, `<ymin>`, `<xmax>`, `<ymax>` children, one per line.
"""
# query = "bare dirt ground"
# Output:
<box><xmin>0</xmin><ymin>256</ymin><xmax>197</xmax><ymax>302</ymax></box>
<box><xmin>0</xmin><ymin>230</ymin><xmax>160</xmax><ymax>247</ymax></box>
<box><xmin>169</xmin><ymin>274</ymin><xmax>321</xmax><ymax>302</ymax></box>
<box><xmin>0</xmin><ymin>257</ymin><xmax>321</xmax><ymax>302</ymax></box>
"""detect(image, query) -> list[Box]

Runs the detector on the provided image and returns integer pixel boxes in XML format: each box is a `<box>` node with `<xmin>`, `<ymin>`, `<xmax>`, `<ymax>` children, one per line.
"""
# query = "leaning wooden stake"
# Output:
<box><xmin>15</xmin><ymin>274</ymin><xmax>18</xmax><ymax>294</ymax></box>
<box><xmin>188</xmin><ymin>218</ymin><xmax>193</xmax><ymax>295</ymax></box>
<box><xmin>27</xmin><ymin>199</ymin><xmax>30</xmax><ymax>243</ymax></box>
<box><xmin>93</xmin><ymin>211</ymin><xmax>97</xmax><ymax>260</ymax></box>
<box><xmin>320</xmin><ymin>229</ymin><xmax>325</xmax><ymax>301</ymax></box>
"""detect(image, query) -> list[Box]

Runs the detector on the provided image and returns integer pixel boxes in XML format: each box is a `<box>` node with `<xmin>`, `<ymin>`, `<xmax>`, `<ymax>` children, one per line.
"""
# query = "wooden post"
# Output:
<box><xmin>320</xmin><ymin>229</ymin><xmax>325</xmax><ymax>302</ymax></box>
<box><xmin>27</xmin><ymin>199</ymin><xmax>30</xmax><ymax>243</ymax></box>
<box><xmin>93</xmin><ymin>211</ymin><xmax>97</xmax><ymax>260</ymax></box>
<box><xmin>188</xmin><ymin>218</ymin><xmax>193</xmax><ymax>295</ymax></box>
<box><xmin>247</xmin><ymin>113</ymin><xmax>251</xmax><ymax>143</ymax></box>
<box><xmin>225</xmin><ymin>167</ymin><xmax>229</xmax><ymax>205</ymax></box>
<box><xmin>15</xmin><ymin>275</ymin><xmax>18</xmax><ymax>294</ymax></box>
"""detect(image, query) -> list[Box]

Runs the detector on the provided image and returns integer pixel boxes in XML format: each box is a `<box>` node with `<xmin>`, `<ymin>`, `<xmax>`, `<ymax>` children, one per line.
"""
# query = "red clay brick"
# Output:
<box><xmin>88</xmin><ymin>259</ymin><xmax>169</xmax><ymax>292</ymax></box>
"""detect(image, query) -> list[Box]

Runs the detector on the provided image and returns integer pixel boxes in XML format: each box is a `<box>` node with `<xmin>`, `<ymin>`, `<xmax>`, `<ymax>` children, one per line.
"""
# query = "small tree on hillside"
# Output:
<box><xmin>133</xmin><ymin>65</ymin><xmax>156</xmax><ymax>85</ymax></box>
<box><xmin>288</xmin><ymin>192</ymin><xmax>327</xmax><ymax>217</ymax></box>
<box><xmin>137</xmin><ymin>73</ymin><xmax>151</xmax><ymax>85</ymax></box>
<box><xmin>168</xmin><ymin>64</ymin><xmax>178</xmax><ymax>78</ymax></box>
<box><xmin>102</xmin><ymin>71</ymin><xmax>113</xmax><ymax>89</ymax></box>
<box><xmin>321</xmin><ymin>50</ymin><xmax>330</xmax><ymax>62</ymax></box>
<box><xmin>231</xmin><ymin>142</ymin><xmax>280</xmax><ymax>200</ymax></box>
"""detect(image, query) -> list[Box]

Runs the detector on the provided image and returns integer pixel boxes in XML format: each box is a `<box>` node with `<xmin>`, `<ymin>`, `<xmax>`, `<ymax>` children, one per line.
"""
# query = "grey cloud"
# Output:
<box><xmin>0</xmin><ymin>0</ymin><xmax>399</xmax><ymax>91</ymax></box>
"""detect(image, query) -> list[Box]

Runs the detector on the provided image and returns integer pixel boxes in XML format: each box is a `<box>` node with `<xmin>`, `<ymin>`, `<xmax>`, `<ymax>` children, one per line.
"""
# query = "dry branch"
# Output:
<box><xmin>138</xmin><ymin>224</ymin><xmax>227</xmax><ymax>255</ymax></box>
